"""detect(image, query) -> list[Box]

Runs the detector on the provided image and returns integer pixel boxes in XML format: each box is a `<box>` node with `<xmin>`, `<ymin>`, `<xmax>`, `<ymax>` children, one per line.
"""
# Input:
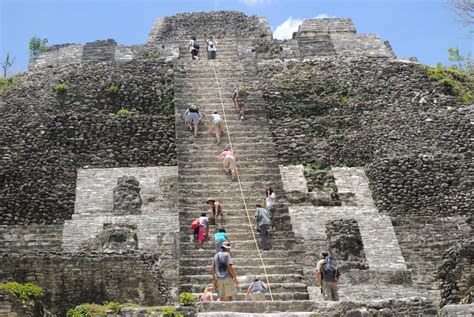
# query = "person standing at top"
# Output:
<box><xmin>208</xmin><ymin>111</ymin><xmax>225</xmax><ymax>144</ymax></box>
<box><xmin>265</xmin><ymin>186</ymin><xmax>277</xmax><ymax>229</ymax></box>
<box><xmin>206</xmin><ymin>35</ymin><xmax>217</xmax><ymax>60</ymax></box>
<box><xmin>207</xmin><ymin>198</ymin><xmax>223</xmax><ymax>225</ymax></box>
<box><xmin>184</xmin><ymin>104</ymin><xmax>203</xmax><ymax>137</ymax></box>
<box><xmin>211</xmin><ymin>241</ymin><xmax>239</xmax><ymax>301</ymax></box>
<box><xmin>218</xmin><ymin>146</ymin><xmax>236</xmax><ymax>180</ymax></box>
<box><xmin>188</xmin><ymin>36</ymin><xmax>200</xmax><ymax>60</ymax></box>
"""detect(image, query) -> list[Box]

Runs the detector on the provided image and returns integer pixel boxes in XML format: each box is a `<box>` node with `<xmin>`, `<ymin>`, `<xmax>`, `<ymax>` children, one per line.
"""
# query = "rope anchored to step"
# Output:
<box><xmin>210</xmin><ymin>59</ymin><xmax>274</xmax><ymax>301</ymax></box>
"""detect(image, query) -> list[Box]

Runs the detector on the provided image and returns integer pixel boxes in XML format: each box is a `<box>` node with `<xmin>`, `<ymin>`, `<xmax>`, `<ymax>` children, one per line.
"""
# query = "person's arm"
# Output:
<box><xmin>218</xmin><ymin>152</ymin><xmax>224</xmax><ymax>160</ymax></box>
<box><xmin>210</xmin><ymin>292</ymin><xmax>214</xmax><ymax>301</ymax></box>
<box><xmin>315</xmin><ymin>267</ymin><xmax>321</xmax><ymax>286</ymax></box>
<box><xmin>227</xmin><ymin>265</ymin><xmax>239</xmax><ymax>285</ymax></box>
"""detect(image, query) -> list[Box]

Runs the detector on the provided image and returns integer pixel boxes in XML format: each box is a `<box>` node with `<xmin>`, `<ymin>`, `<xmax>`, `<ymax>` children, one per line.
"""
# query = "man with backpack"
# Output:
<box><xmin>315</xmin><ymin>252</ymin><xmax>341</xmax><ymax>301</ymax></box>
<box><xmin>232</xmin><ymin>85</ymin><xmax>250</xmax><ymax>121</ymax></box>
<box><xmin>188</xmin><ymin>36</ymin><xmax>199</xmax><ymax>60</ymax></box>
<box><xmin>255</xmin><ymin>204</ymin><xmax>272</xmax><ymax>251</ymax></box>
<box><xmin>211</xmin><ymin>241</ymin><xmax>239</xmax><ymax>301</ymax></box>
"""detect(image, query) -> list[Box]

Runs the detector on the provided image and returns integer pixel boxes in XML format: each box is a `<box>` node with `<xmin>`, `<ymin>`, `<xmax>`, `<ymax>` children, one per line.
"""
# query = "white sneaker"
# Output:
<box><xmin>240</xmin><ymin>116</ymin><xmax>244</xmax><ymax>121</ymax></box>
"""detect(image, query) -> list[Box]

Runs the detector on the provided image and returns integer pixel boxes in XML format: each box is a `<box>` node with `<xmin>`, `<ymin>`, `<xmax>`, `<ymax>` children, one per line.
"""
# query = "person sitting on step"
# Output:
<box><xmin>217</xmin><ymin>146</ymin><xmax>236</xmax><ymax>180</ymax></box>
<box><xmin>208</xmin><ymin>111</ymin><xmax>225</xmax><ymax>144</ymax></box>
<box><xmin>200</xmin><ymin>284</ymin><xmax>215</xmax><ymax>302</ymax></box>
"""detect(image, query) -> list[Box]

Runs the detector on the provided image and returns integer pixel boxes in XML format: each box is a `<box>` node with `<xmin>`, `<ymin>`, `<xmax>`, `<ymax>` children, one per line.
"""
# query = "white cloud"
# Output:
<box><xmin>273</xmin><ymin>17</ymin><xmax>303</xmax><ymax>40</ymax></box>
<box><xmin>238</xmin><ymin>0</ymin><xmax>272</xmax><ymax>7</ymax></box>
<box><xmin>314</xmin><ymin>13</ymin><xmax>335</xmax><ymax>19</ymax></box>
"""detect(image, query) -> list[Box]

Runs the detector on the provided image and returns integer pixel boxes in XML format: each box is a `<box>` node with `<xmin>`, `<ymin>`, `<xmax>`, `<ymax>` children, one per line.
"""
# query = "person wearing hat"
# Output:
<box><xmin>207</xmin><ymin>198</ymin><xmax>223</xmax><ymax>225</ymax></box>
<box><xmin>211</xmin><ymin>241</ymin><xmax>239</xmax><ymax>301</ymax></box>
<box><xmin>184</xmin><ymin>104</ymin><xmax>203</xmax><ymax>137</ymax></box>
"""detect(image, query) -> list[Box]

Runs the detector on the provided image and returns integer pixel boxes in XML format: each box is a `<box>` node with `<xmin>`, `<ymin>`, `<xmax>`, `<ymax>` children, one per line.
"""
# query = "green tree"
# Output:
<box><xmin>0</xmin><ymin>52</ymin><xmax>15</xmax><ymax>77</ymax></box>
<box><xmin>29</xmin><ymin>37</ymin><xmax>48</xmax><ymax>58</ymax></box>
<box><xmin>448</xmin><ymin>47</ymin><xmax>473</xmax><ymax>72</ymax></box>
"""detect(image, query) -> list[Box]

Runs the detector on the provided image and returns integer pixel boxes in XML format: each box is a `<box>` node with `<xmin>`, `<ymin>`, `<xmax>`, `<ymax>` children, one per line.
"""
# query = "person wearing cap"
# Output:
<box><xmin>207</xmin><ymin>198</ymin><xmax>223</xmax><ymax>225</ymax></box>
<box><xmin>211</xmin><ymin>241</ymin><xmax>239</xmax><ymax>301</ymax></box>
<box><xmin>184</xmin><ymin>104</ymin><xmax>203</xmax><ymax>137</ymax></box>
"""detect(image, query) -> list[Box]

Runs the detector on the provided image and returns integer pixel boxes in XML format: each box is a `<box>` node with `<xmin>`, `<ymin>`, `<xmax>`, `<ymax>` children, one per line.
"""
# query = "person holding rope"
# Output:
<box><xmin>218</xmin><ymin>146</ymin><xmax>237</xmax><ymax>180</ymax></box>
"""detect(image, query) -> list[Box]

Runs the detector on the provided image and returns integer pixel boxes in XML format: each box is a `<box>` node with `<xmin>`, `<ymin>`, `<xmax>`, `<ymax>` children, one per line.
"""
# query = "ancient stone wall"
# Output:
<box><xmin>0</xmin><ymin>291</ymin><xmax>34</xmax><ymax>316</ymax></box>
<box><xmin>294</xmin><ymin>18</ymin><xmax>395</xmax><ymax>58</ymax></box>
<box><xmin>0</xmin><ymin>252</ymin><xmax>168</xmax><ymax>316</ymax></box>
<box><xmin>0</xmin><ymin>62</ymin><xmax>176</xmax><ymax>225</ymax></box>
<box><xmin>438</xmin><ymin>237</ymin><xmax>473</xmax><ymax>306</ymax></box>
<box><xmin>30</xmin><ymin>40</ymin><xmax>179</xmax><ymax>69</ymax></box>
<box><xmin>366</xmin><ymin>154</ymin><xmax>472</xmax><ymax>216</ymax></box>
<box><xmin>259</xmin><ymin>58</ymin><xmax>471</xmax><ymax>216</ymax></box>
<box><xmin>0</xmin><ymin>225</ymin><xmax>63</xmax><ymax>253</ymax></box>
<box><xmin>148</xmin><ymin>11</ymin><xmax>272</xmax><ymax>42</ymax></box>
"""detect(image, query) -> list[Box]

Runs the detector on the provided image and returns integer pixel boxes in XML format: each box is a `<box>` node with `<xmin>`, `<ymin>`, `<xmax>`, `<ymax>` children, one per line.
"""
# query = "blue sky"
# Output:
<box><xmin>1</xmin><ymin>0</ymin><xmax>472</xmax><ymax>74</ymax></box>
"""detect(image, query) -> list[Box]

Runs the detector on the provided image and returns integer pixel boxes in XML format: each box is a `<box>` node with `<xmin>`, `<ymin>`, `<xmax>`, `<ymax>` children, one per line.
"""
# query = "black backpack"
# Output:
<box><xmin>322</xmin><ymin>256</ymin><xmax>340</xmax><ymax>282</ymax></box>
<box><xmin>193</xmin><ymin>42</ymin><xmax>200</xmax><ymax>50</ymax></box>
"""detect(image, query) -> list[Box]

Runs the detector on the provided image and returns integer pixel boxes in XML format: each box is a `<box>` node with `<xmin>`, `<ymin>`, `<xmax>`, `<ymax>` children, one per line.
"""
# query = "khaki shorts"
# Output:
<box><xmin>217</xmin><ymin>278</ymin><xmax>238</xmax><ymax>298</ymax></box>
<box><xmin>251</xmin><ymin>293</ymin><xmax>265</xmax><ymax>301</ymax></box>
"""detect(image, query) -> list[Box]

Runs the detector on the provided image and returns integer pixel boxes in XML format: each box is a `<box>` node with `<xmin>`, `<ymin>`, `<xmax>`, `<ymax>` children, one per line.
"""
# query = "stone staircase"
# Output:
<box><xmin>175</xmin><ymin>38</ymin><xmax>312</xmax><ymax>312</ymax></box>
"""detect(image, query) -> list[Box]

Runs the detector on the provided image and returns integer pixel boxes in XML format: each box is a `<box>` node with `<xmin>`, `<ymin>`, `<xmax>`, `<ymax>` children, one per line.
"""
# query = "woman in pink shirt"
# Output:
<box><xmin>218</xmin><ymin>147</ymin><xmax>236</xmax><ymax>180</ymax></box>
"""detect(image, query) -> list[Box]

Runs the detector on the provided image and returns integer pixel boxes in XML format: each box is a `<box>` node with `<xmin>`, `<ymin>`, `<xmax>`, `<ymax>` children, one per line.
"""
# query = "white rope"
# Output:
<box><xmin>210</xmin><ymin>58</ymin><xmax>274</xmax><ymax>301</ymax></box>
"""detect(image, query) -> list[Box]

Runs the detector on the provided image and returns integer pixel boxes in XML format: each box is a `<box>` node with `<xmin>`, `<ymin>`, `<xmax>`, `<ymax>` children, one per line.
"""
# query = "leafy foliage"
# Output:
<box><xmin>116</xmin><ymin>107</ymin><xmax>132</xmax><ymax>117</ymax></box>
<box><xmin>54</xmin><ymin>83</ymin><xmax>68</xmax><ymax>93</ymax></box>
<box><xmin>0</xmin><ymin>282</ymin><xmax>45</xmax><ymax>302</ymax></box>
<box><xmin>0</xmin><ymin>75</ymin><xmax>21</xmax><ymax>96</ymax></box>
<box><xmin>160</xmin><ymin>306</ymin><xmax>183</xmax><ymax>317</ymax></box>
<box><xmin>29</xmin><ymin>37</ymin><xmax>48</xmax><ymax>58</ymax></box>
<box><xmin>178</xmin><ymin>292</ymin><xmax>196</xmax><ymax>306</ymax></box>
<box><xmin>106</xmin><ymin>84</ymin><xmax>119</xmax><ymax>95</ymax></box>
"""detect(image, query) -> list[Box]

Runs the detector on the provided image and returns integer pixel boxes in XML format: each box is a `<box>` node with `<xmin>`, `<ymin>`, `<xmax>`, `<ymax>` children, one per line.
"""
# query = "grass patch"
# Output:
<box><xmin>425</xmin><ymin>63</ymin><xmax>474</xmax><ymax>103</ymax></box>
<box><xmin>0</xmin><ymin>75</ymin><xmax>21</xmax><ymax>96</ymax></box>
<box><xmin>116</xmin><ymin>107</ymin><xmax>132</xmax><ymax>117</ymax></box>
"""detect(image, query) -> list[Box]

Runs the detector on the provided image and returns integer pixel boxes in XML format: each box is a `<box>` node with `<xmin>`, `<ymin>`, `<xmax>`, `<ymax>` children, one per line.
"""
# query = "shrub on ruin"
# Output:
<box><xmin>66</xmin><ymin>305</ymin><xmax>93</xmax><ymax>317</ymax></box>
<box><xmin>106</xmin><ymin>84</ymin><xmax>119</xmax><ymax>95</ymax></box>
<box><xmin>116</xmin><ymin>107</ymin><xmax>132</xmax><ymax>117</ymax></box>
<box><xmin>178</xmin><ymin>292</ymin><xmax>196</xmax><ymax>306</ymax></box>
<box><xmin>29</xmin><ymin>37</ymin><xmax>48</xmax><ymax>58</ymax></box>
<box><xmin>160</xmin><ymin>306</ymin><xmax>183</xmax><ymax>317</ymax></box>
<box><xmin>0</xmin><ymin>282</ymin><xmax>45</xmax><ymax>302</ymax></box>
<box><xmin>0</xmin><ymin>74</ymin><xmax>21</xmax><ymax>96</ymax></box>
<box><xmin>103</xmin><ymin>301</ymin><xmax>121</xmax><ymax>313</ymax></box>
<box><xmin>53</xmin><ymin>83</ymin><xmax>68</xmax><ymax>93</ymax></box>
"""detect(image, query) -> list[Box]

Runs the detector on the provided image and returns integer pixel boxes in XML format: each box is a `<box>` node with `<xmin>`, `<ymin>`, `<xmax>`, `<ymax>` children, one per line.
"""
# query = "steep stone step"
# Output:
<box><xmin>180</xmin><ymin>265</ymin><xmax>303</xmax><ymax>276</ymax></box>
<box><xmin>180</xmin><ymin>273</ymin><xmax>304</xmax><ymax>285</ymax></box>
<box><xmin>180</xmin><ymin>282</ymin><xmax>309</xmax><ymax>294</ymax></box>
